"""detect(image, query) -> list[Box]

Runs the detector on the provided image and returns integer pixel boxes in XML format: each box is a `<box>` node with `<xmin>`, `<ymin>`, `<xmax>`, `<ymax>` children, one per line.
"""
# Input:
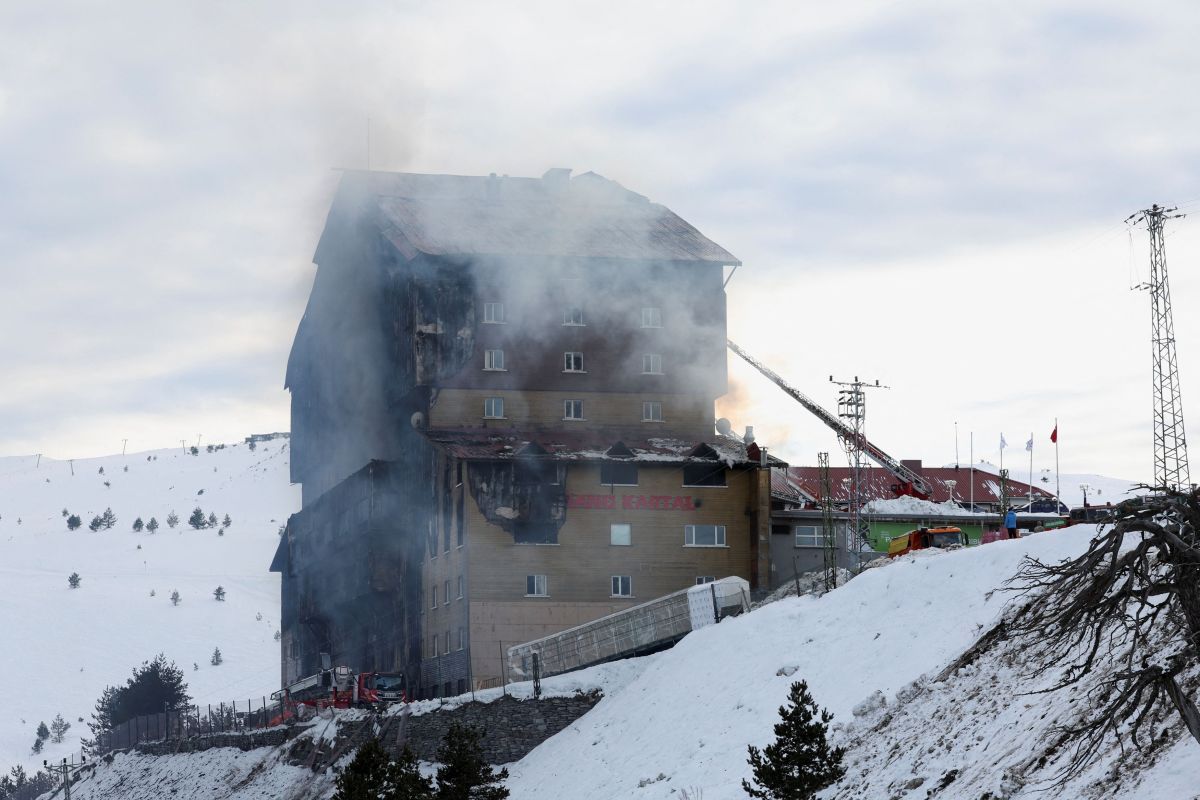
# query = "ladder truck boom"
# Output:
<box><xmin>726</xmin><ymin>339</ymin><xmax>933</xmax><ymax>499</ymax></box>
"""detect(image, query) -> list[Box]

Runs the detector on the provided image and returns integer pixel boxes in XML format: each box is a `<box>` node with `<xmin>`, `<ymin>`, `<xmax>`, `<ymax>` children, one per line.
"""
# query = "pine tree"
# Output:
<box><xmin>222</xmin><ymin>513</ymin><xmax>232</xmax><ymax>528</ymax></box>
<box><xmin>166</xmin><ymin>511</ymin><xmax>179</xmax><ymax>529</ymax></box>
<box><xmin>170</xmin><ymin>590</ymin><xmax>181</xmax><ymax>606</ymax></box>
<box><xmin>211</xmin><ymin>647</ymin><xmax>222</xmax><ymax>666</ymax></box>
<box><xmin>434</xmin><ymin>723</ymin><xmax>509</xmax><ymax>800</ymax></box>
<box><xmin>334</xmin><ymin>738</ymin><xmax>397</xmax><ymax>799</ymax></box>
<box><xmin>88</xmin><ymin>516</ymin><xmax>102</xmax><ymax>532</ymax></box>
<box><xmin>101</xmin><ymin>507</ymin><xmax>117</xmax><ymax>529</ymax></box>
<box><xmin>146</xmin><ymin>517</ymin><xmax>159</xmax><ymax>534</ymax></box>
<box><xmin>188</xmin><ymin>508</ymin><xmax>206</xmax><ymax>529</ymax></box>
<box><xmin>213</xmin><ymin>586</ymin><xmax>226</xmax><ymax>601</ymax></box>
<box><xmin>67</xmin><ymin>514</ymin><xmax>82</xmax><ymax>531</ymax></box>
<box><xmin>68</xmin><ymin>572</ymin><xmax>81</xmax><ymax>589</ymax></box>
<box><xmin>36</xmin><ymin>722</ymin><xmax>49</xmax><ymax>742</ymax></box>
<box><xmin>132</xmin><ymin>517</ymin><xmax>144</xmax><ymax>532</ymax></box>
<box><xmin>742</xmin><ymin>680</ymin><xmax>845</xmax><ymax>800</ymax></box>
<box><xmin>207</xmin><ymin>512</ymin><xmax>219</xmax><ymax>528</ymax></box>
<box><xmin>50</xmin><ymin>714</ymin><xmax>70</xmax><ymax>743</ymax></box>
<box><xmin>62</xmin><ymin>508</ymin><xmax>69</xmax><ymax>517</ymax></box>
<box><xmin>31</xmin><ymin>736</ymin><xmax>43</xmax><ymax>754</ymax></box>
<box><xmin>394</xmin><ymin>745</ymin><xmax>435</xmax><ymax>800</ymax></box>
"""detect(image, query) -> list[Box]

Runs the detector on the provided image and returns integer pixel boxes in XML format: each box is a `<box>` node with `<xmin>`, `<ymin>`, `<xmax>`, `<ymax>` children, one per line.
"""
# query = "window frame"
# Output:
<box><xmin>642</xmin><ymin>353</ymin><xmax>663</xmax><ymax>374</ymax></box>
<box><xmin>483</xmin><ymin>302</ymin><xmax>506</xmax><ymax>324</ymax></box>
<box><xmin>563</xmin><ymin>351</ymin><xmax>585</xmax><ymax>372</ymax></box>
<box><xmin>611</xmin><ymin>575</ymin><xmax>632</xmax><ymax>597</ymax></box>
<box><xmin>695</xmin><ymin>576</ymin><xmax>717</xmax><ymax>585</ymax></box>
<box><xmin>684</xmin><ymin>524</ymin><xmax>728</xmax><ymax>547</ymax></box>
<box><xmin>444</xmin><ymin>579</ymin><xmax>451</xmax><ymax>604</ymax></box>
<box><xmin>563</xmin><ymin>399</ymin><xmax>584</xmax><ymax>421</ymax></box>
<box><xmin>563</xmin><ymin>307</ymin><xmax>585</xmax><ymax>326</ymax></box>
<box><xmin>431</xmin><ymin>585</ymin><xmax>438</xmax><ymax>608</ymax></box>
<box><xmin>793</xmin><ymin>525</ymin><xmax>829</xmax><ymax>548</ymax></box>
<box><xmin>483</xmin><ymin>349</ymin><xmax>506</xmax><ymax>371</ymax></box>
<box><xmin>457</xmin><ymin>575</ymin><xmax>464</xmax><ymax>599</ymax></box>
<box><xmin>483</xmin><ymin>396</ymin><xmax>505</xmax><ymax>419</ymax></box>
<box><xmin>610</xmin><ymin>523</ymin><xmax>632</xmax><ymax>546</ymax></box>
<box><xmin>642</xmin><ymin>401</ymin><xmax>663</xmax><ymax>422</ymax></box>
<box><xmin>526</xmin><ymin>574</ymin><xmax>548</xmax><ymax>597</ymax></box>
<box><xmin>641</xmin><ymin>307</ymin><xmax>662</xmax><ymax>328</ymax></box>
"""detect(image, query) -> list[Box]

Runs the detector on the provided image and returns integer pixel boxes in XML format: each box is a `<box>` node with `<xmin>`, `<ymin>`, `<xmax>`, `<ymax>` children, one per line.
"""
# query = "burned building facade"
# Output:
<box><xmin>273</xmin><ymin>169</ymin><xmax>773</xmax><ymax>696</ymax></box>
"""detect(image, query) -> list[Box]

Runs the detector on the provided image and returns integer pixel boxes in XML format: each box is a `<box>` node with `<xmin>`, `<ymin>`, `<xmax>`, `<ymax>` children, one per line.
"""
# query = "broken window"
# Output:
<box><xmin>484</xmin><ymin>397</ymin><xmax>504</xmax><ymax>418</ymax></box>
<box><xmin>611</xmin><ymin>575</ymin><xmax>632</xmax><ymax>597</ymax></box>
<box><xmin>484</xmin><ymin>349</ymin><xmax>505</xmax><ymax>370</ymax></box>
<box><xmin>526</xmin><ymin>574</ymin><xmax>548</xmax><ymax>596</ymax></box>
<box><xmin>642</xmin><ymin>401</ymin><xmax>663</xmax><ymax>422</ymax></box>
<box><xmin>685</xmin><ymin>525</ymin><xmax>727</xmax><ymax>547</ymax></box>
<box><xmin>601</xmin><ymin>461</ymin><xmax>638</xmax><ymax>486</ymax></box>
<box><xmin>483</xmin><ymin>302</ymin><xmax>505</xmax><ymax>323</ymax></box>
<box><xmin>641</xmin><ymin>307</ymin><xmax>662</xmax><ymax>328</ymax></box>
<box><xmin>683</xmin><ymin>463</ymin><xmax>727</xmax><ymax>487</ymax></box>
<box><xmin>563</xmin><ymin>399</ymin><xmax>584</xmax><ymax>420</ymax></box>
<box><xmin>563</xmin><ymin>352</ymin><xmax>584</xmax><ymax>372</ymax></box>
<box><xmin>563</xmin><ymin>306</ymin><xmax>584</xmax><ymax>326</ymax></box>
<box><xmin>642</xmin><ymin>353</ymin><xmax>662</xmax><ymax>374</ymax></box>
<box><xmin>513</xmin><ymin>521</ymin><xmax>558</xmax><ymax>544</ymax></box>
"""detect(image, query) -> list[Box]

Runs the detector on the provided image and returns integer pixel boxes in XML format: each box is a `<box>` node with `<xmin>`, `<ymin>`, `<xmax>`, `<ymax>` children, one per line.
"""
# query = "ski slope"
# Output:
<box><xmin>0</xmin><ymin>440</ymin><xmax>300</xmax><ymax>773</ymax></box>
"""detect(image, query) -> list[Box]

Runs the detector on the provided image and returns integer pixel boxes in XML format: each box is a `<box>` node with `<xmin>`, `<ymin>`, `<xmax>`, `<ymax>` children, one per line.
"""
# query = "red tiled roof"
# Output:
<box><xmin>784</xmin><ymin>465</ymin><xmax>1054</xmax><ymax>505</ymax></box>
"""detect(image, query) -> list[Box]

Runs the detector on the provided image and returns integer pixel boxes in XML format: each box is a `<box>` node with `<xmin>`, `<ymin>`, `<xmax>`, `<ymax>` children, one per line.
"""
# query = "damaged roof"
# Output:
<box><xmin>421</xmin><ymin>426</ymin><xmax>771</xmax><ymax>466</ymax></box>
<box><xmin>330</xmin><ymin>168</ymin><xmax>740</xmax><ymax>266</ymax></box>
<box><xmin>785</xmin><ymin>465</ymin><xmax>1055</xmax><ymax>505</ymax></box>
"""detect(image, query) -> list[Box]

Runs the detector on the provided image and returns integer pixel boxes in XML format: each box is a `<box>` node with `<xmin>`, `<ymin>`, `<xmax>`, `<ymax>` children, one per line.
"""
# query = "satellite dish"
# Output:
<box><xmin>715</xmin><ymin>418</ymin><xmax>733</xmax><ymax>435</ymax></box>
<box><xmin>410</xmin><ymin>411</ymin><xmax>426</xmax><ymax>430</ymax></box>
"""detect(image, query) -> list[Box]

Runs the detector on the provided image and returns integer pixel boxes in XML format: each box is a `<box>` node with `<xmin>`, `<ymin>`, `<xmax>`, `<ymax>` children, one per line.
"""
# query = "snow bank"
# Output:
<box><xmin>863</xmin><ymin>496</ymin><xmax>986</xmax><ymax>516</ymax></box>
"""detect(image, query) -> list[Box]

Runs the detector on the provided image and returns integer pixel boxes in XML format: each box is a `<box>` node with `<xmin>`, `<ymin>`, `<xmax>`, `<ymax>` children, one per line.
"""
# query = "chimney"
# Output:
<box><xmin>542</xmin><ymin>167</ymin><xmax>571</xmax><ymax>194</ymax></box>
<box><xmin>743</xmin><ymin>426</ymin><xmax>755</xmax><ymax>445</ymax></box>
<box><xmin>901</xmin><ymin>459</ymin><xmax>923</xmax><ymax>472</ymax></box>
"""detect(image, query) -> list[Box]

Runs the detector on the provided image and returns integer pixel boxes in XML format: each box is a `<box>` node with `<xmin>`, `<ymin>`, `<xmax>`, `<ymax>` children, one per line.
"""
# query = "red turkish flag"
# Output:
<box><xmin>1050</xmin><ymin>425</ymin><xmax>1058</xmax><ymax>444</ymax></box>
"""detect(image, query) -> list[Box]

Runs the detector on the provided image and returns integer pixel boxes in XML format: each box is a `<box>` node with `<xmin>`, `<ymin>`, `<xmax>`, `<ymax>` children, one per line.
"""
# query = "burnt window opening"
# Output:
<box><xmin>601</xmin><ymin>461</ymin><xmax>638</xmax><ymax>486</ymax></box>
<box><xmin>515</xmin><ymin>459</ymin><xmax>559</xmax><ymax>486</ymax></box>
<box><xmin>606</xmin><ymin>441</ymin><xmax>635</xmax><ymax>459</ymax></box>
<box><xmin>683</xmin><ymin>463</ymin><xmax>727</xmax><ymax>487</ymax></box>
<box><xmin>514</xmin><ymin>522</ymin><xmax>558</xmax><ymax>544</ymax></box>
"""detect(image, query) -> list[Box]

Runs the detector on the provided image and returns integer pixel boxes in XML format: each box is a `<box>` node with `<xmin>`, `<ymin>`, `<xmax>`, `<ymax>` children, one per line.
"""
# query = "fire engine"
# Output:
<box><xmin>270</xmin><ymin>663</ymin><xmax>407</xmax><ymax>723</ymax></box>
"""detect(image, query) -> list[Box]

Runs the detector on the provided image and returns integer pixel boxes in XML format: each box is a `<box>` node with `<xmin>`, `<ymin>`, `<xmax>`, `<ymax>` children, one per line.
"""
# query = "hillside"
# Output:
<box><xmin>45</xmin><ymin>521</ymin><xmax>1200</xmax><ymax>799</ymax></box>
<box><xmin>0</xmin><ymin>439</ymin><xmax>300</xmax><ymax>774</ymax></box>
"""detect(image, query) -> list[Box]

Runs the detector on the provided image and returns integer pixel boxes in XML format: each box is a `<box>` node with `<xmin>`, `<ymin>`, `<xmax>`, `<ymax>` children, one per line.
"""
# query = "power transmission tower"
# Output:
<box><xmin>818</xmin><ymin>452</ymin><xmax>838</xmax><ymax>592</ymax></box>
<box><xmin>1127</xmin><ymin>204</ymin><xmax>1190</xmax><ymax>490</ymax></box>
<box><xmin>831</xmin><ymin>376</ymin><xmax>889</xmax><ymax>569</ymax></box>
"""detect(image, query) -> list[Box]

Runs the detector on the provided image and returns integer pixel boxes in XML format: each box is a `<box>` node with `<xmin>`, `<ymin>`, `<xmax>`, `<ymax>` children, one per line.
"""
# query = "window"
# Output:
<box><xmin>611</xmin><ymin>575</ymin><xmax>632</xmax><ymax>597</ymax></box>
<box><xmin>685</xmin><ymin>525</ymin><xmax>727</xmax><ymax>547</ymax></box>
<box><xmin>564</xmin><ymin>351</ymin><xmax>584</xmax><ymax>372</ymax></box>
<box><xmin>641</xmin><ymin>307</ymin><xmax>662</xmax><ymax>328</ymax></box>
<box><xmin>484</xmin><ymin>349</ymin><xmax>505</xmax><ymax>370</ymax></box>
<box><xmin>696</xmin><ymin>576</ymin><xmax>717</xmax><ymax>585</ymax></box>
<box><xmin>683</xmin><ymin>463</ymin><xmax>727</xmax><ymax>487</ymax></box>
<box><xmin>526</xmin><ymin>574</ymin><xmax>548</xmax><ymax>597</ymax></box>
<box><xmin>457</xmin><ymin>575</ymin><xmax>464</xmax><ymax>599</ymax></box>
<box><xmin>458</xmin><ymin>627</ymin><xmax>466</xmax><ymax>651</ymax></box>
<box><xmin>642</xmin><ymin>401</ymin><xmax>663</xmax><ymax>422</ymax></box>
<box><xmin>444</xmin><ymin>579</ymin><xmax>451</xmax><ymax>604</ymax></box>
<box><xmin>601</xmin><ymin>462</ymin><xmax>638</xmax><ymax>486</ymax></box>
<box><xmin>610</xmin><ymin>523</ymin><xmax>632</xmax><ymax>546</ymax></box>
<box><xmin>430</xmin><ymin>635</ymin><xmax>437</xmax><ymax>658</ymax></box>
<box><xmin>794</xmin><ymin>525</ymin><xmax>828</xmax><ymax>548</ymax></box>
<box><xmin>444</xmin><ymin>631</ymin><xmax>451</xmax><ymax>655</ymax></box>
<box><xmin>642</xmin><ymin>353</ymin><xmax>663</xmax><ymax>374</ymax></box>
<box><xmin>483</xmin><ymin>397</ymin><xmax>505</xmax><ymax>419</ymax></box>
<box><xmin>483</xmin><ymin>302</ymin><xmax>505</xmax><ymax>323</ymax></box>
<box><xmin>431</xmin><ymin>586</ymin><xmax>438</xmax><ymax>608</ymax></box>
<box><xmin>563</xmin><ymin>399</ymin><xmax>584</xmax><ymax>420</ymax></box>
<box><xmin>563</xmin><ymin>307</ymin><xmax>584</xmax><ymax>326</ymax></box>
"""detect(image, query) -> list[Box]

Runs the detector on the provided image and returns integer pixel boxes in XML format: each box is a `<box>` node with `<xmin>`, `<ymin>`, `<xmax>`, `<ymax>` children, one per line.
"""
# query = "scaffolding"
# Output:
<box><xmin>818</xmin><ymin>452</ymin><xmax>838</xmax><ymax>591</ymax></box>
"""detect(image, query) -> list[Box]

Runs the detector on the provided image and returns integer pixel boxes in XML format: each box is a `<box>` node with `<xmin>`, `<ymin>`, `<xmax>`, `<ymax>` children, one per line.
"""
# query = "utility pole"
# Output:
<box><xmin>818</xmin><ymin>452</ymin><xmax>838</xmax><ymax>592</ymax></box>
<box><xmin>830</xmin><ymin>375</ymin><xmax>889</xmax><ymax>569</ymax></box>
<box><xmin>44</xmin><ymin>755</ymin><xmax>83</xmax><ymax>799</ymax></box>
<box><xmin>1128</xmin><ymin>204</ymin><xmax>1190</xmax><ymax>490</ymax></box>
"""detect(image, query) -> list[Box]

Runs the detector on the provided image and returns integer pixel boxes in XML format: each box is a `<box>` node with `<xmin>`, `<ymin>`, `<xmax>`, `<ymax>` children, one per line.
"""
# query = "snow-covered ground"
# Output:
<box><xmin>0</xmin><ymin>440</ymin><xmax>299</xmax><ymax>773</ymax></box>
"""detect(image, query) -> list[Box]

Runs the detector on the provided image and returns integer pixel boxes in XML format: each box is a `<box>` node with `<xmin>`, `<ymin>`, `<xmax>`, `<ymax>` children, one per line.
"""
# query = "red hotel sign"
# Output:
<box><xmin>567</xmin><ymin>494</ymin><xmax>697</xmax><ymax>511</ymax></box>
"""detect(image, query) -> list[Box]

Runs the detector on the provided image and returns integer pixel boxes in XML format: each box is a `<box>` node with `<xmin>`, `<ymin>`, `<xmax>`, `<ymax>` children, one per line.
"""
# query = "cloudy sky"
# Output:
<box><xmin>3</xmin><ymin>0</ymin><xmax>1199</xmax><ymax>484</ymax></box>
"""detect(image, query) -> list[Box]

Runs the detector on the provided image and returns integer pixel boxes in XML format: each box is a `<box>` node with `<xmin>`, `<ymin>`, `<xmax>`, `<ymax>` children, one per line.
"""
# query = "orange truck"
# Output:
<box><xmin>887</xmin><ymin>526</ymin><xmax>966</xmax><ymax>558</ymax></box>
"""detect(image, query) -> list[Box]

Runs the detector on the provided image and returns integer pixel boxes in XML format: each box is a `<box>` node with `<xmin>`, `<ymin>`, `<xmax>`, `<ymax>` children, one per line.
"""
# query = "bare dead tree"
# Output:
<box><xmin>1005</xmin><ymin>487</ymin><xmax>1200</xmax><ymax>781</ymax></box>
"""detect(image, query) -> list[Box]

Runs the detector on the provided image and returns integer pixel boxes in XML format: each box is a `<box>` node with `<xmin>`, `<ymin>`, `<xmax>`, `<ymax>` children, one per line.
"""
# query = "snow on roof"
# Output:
<box><xmin>787</xmin><ymin>464</ymin><xmax>1054</xmax><ymax>504</ymax></box>
<box><xmin>421</xmin><ymin>427</ymin><xmax>758</xmax><ymax>465</ymax></box>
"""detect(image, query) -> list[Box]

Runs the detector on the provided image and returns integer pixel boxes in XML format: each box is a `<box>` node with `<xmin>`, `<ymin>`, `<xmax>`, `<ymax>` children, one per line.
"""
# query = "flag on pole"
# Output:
<box><xmin>1050</xmin><ymin>424</ymin><xmax>1058</xmax><ymax>444</ymax></box>
<box><xmin>1000</xmin><ymin>433</ymin><xmax>1008</xmax><ymax>450</ymax></box>
<box><xmin>1026</xmin><ymin>436</ymin><xmax>1033</xmax><ymax>452</ymax></box>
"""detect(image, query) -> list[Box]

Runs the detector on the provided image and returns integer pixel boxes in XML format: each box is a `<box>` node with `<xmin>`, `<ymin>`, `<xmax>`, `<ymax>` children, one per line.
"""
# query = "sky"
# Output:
<box><xmin>2</xmin><ymin>0</ymin><xmax>1200</xmax><ymax>483</ymax></box>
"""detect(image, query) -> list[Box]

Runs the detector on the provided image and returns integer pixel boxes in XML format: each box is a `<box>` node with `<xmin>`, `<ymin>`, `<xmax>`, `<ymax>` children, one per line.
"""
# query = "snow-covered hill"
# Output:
<box><xmin>0</xmin><ymin>439</ymin><xmax>300</xmax><ymax>773</ymax></box>
<box><xmin>961</xmin><ymin>462</ymin><xmax>1140</xmax><ymax>508</ymax></box>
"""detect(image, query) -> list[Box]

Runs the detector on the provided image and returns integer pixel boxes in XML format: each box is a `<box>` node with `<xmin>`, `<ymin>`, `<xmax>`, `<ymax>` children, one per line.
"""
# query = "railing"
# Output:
<box><xmin>93</xmin><ymin>698</ymin><xmax>285</xmax><ymax>755</ymax></box>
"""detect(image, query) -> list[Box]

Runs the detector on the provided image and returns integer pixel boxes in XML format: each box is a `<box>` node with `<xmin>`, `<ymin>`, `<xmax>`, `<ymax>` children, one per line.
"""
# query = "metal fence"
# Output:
<box><xmin>94</xmin><ymin>698</ymin><xmax>285</xmax><ymax>753</ymax></box>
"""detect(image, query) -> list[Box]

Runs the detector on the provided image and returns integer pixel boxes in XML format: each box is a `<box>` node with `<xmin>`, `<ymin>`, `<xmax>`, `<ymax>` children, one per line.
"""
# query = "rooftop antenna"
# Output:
<box><xmin>1127</xmin><ymin>204</ymin><xmax>1189</xmax><ymax>490</ymax></box>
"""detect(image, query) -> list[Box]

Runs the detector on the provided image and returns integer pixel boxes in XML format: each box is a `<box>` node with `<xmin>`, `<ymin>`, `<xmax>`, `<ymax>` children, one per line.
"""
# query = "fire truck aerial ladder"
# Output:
<box><xmin>727</xmin><ymin>339</ymin><xmax>933</xmax><ymax>499</ymax></box>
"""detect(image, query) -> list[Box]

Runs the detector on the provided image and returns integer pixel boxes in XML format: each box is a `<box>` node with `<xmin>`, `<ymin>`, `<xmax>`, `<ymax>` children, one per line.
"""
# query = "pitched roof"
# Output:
<box><xmin>328</xmin><ymin>169</ymin><xmax>740</xmax><ymax>266</ymax></box>
<box><xmin>785</xmin><ymin>465</ymin><xmax>1055</xmax><ymax>505</ymax></box>
<box><xmin>421</xmin><ymin>426</ymin><xmax>761</xmax><ymax>465</ymax></box>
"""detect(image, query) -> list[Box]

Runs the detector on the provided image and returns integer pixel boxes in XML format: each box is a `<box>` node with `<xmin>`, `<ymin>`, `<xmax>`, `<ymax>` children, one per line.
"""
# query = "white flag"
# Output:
<box><xmin>999</xmin><ymin>433</ymin><xmax>1008</xmax><ymax>450</ymax></box>
<box><xmin>1026</xmin><ymin>437</ymin><xmax>1033</xmax><ymax>452</ymax></box>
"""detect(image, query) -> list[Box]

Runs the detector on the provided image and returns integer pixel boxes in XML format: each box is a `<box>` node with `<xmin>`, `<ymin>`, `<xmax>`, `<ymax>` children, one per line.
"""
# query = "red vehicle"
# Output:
<box><xmin>269</xmin><ymin>667</ymin><xmax>407</xmax><ymax>724</ymax></box>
